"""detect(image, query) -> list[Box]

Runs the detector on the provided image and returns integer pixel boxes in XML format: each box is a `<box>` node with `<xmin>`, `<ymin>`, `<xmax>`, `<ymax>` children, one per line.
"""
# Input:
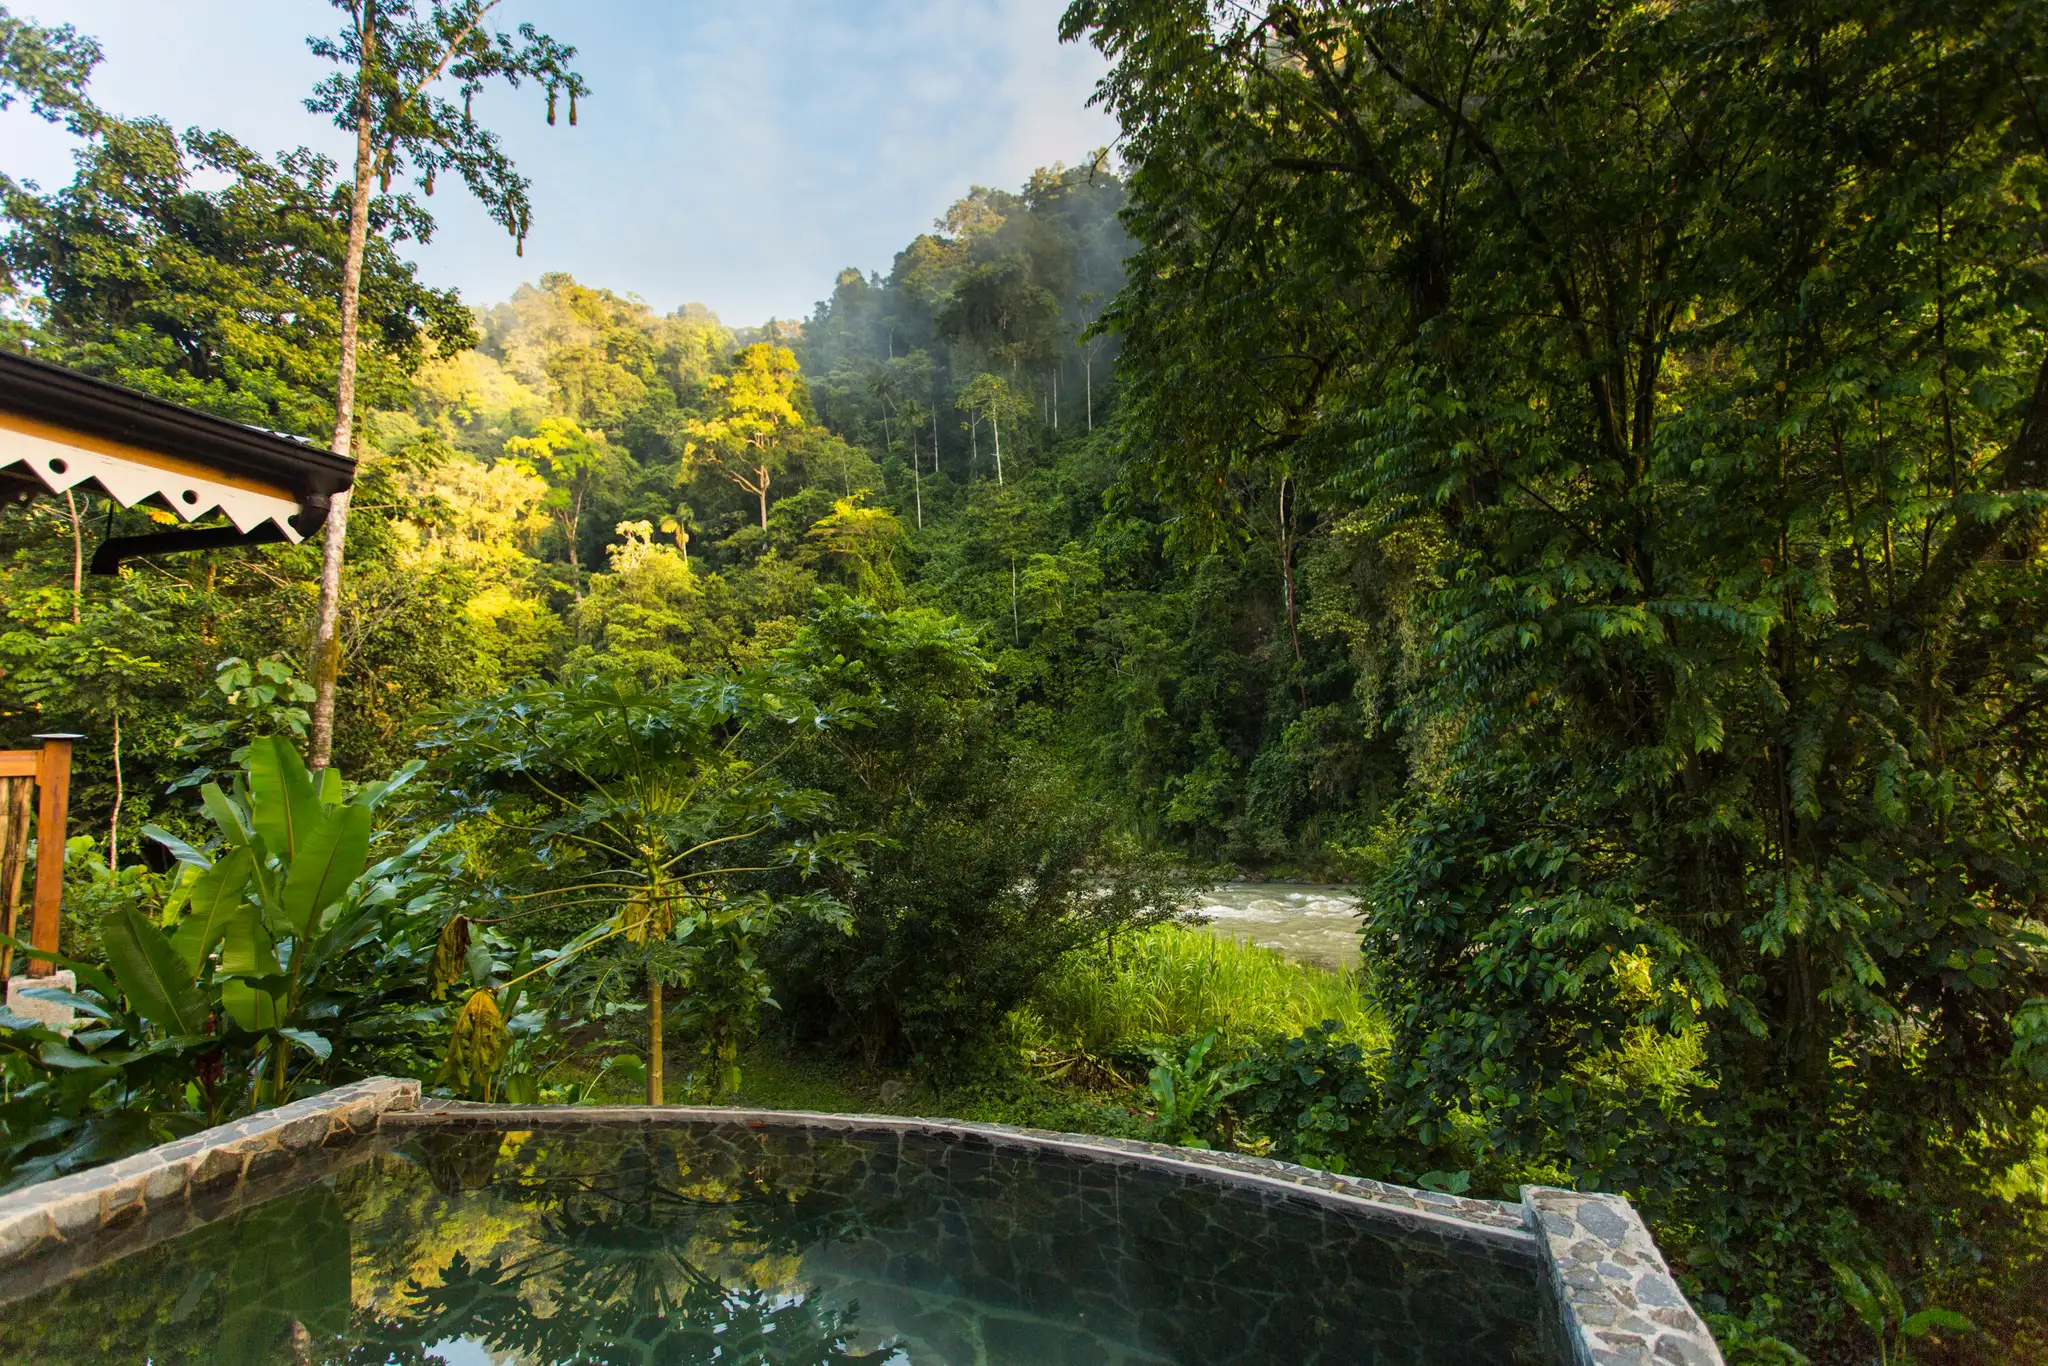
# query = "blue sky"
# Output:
<box><xmin>1</xmin><ymin>1</ymin><xmax>1118</xmax><ymax>325</ymax></box>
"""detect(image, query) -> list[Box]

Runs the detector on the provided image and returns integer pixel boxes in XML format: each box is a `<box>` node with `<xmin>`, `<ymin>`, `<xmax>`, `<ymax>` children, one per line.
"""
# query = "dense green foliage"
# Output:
<box><xmin>3</xmin><ymin>0</ymin><xmax>2046</xmax><ymax>1357</ymax></box>
<box><xmin>1063</xmin><ymin>0</ymin><xmax>2048</xmax><ymax>1356</ymax></box>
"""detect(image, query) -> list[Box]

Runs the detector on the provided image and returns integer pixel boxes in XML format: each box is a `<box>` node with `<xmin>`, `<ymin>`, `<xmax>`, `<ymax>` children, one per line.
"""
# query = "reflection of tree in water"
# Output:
<box><xmin>347</xmin><ymin>1131</ymin><xmax>900</xmax><ymax>1366</ymax></box>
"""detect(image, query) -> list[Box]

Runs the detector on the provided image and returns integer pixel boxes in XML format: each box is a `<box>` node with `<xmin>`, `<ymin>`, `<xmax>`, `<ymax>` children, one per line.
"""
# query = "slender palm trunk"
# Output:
<box><xmin>993</xmin><ymin>411</ymin><xmax>1003</xmax><ymax>485</ymax></box>
<box><xmin>1085</xmin><ymin>355</ymin><xmax>1093</xmax><ymax>432</ymax></box>
<box><xmin>310</xmin><ymin>89</ymin><xmax>378</xmax><ymax>772</ymax></box>
<box><xmin>648</xmin><ymin>978</ymin><xmax>664</xmax><ymax>1105</ymax></box>
<box><xmin>911</xmin><ymin>430</ymin><xmax>923</xmax><ymax>528</ymax></box>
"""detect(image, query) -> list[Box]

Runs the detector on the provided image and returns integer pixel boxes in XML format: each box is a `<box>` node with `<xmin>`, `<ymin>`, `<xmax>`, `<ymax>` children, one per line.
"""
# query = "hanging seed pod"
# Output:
<box><xmin>428</xmin><ymin>915</ymin><xmax>470</xmax><ymax>1000</ymax></box>
<box><xmin>379</xmin><ymin>166</ymin><xmax>391</xmax><ymax>194</ymax></box>
<box><xmin>516</xmin><ymin>230</ymin><xmax>525</xmax><ymax>258</ymax></box>
<box><xmin>568</xmin><ymin>90</ymin><xmax>577</xmax><ymax>126</ymax></box>
<box><xmin>546</xmin><ymin>86</ymin><xmax>557</xmax><ymax>126</ymax></box>
<box><xmin>424</xmin><ymin>164</ymin><xmax>435</xmax><ymax>197</ymax></box>
<box><xmin>464</xmin><ymin>89</ymin><xmax>473</xmax><ymax>122</ymax></box>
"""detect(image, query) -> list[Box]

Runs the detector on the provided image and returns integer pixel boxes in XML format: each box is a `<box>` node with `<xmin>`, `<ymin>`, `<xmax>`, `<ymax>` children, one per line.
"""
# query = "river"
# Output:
<box><xmin>1190</xmin><ymin>882</ymin><xmax>1363</xmax><ymax>972</ymax></box>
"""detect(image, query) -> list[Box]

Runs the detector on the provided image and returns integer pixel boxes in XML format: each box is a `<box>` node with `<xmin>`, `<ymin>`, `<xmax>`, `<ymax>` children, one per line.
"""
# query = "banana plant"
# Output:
<box><xmin>135</xmin><ymin>735</ymin><xmax>424</xmax><ymax>1103</ymax></box>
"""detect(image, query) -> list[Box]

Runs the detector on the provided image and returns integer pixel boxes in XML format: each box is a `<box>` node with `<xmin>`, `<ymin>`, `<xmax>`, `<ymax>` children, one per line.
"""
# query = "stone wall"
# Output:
<box><xmin>0</xmin><ymin>1075</ymin><xmax>416</xmax><ymax>1302</ymax></box>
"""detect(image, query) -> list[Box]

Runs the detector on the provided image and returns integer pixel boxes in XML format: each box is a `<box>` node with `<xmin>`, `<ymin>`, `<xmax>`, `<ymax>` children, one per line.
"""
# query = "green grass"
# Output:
<box><xmin>1021</xmin><ymin>922</ymin><xmax>1385</xmax><ymax>1057</ymax></box>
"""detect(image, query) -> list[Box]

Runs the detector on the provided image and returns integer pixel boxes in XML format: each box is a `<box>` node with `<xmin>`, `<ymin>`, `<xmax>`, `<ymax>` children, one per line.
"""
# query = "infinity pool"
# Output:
<box><xmin>0</xmin><ymin>1119</ymin><xmax>1562</xmax><ymax>1365</ymax></box>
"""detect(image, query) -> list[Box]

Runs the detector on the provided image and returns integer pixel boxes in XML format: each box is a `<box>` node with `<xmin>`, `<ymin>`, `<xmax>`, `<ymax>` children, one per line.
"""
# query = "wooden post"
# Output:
<box><xmin>0</xmin><ymin>769</ymin><xmax>33</xmax><ymax>980</ymax></box>
<box><xmin>27</xmin><ymin>734</ymin><xmax>79</xmax><ymax>979</ymax></box>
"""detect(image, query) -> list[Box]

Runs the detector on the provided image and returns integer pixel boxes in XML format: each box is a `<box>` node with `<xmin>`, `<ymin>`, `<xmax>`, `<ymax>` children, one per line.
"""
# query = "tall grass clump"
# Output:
<box><xmin>1024</xmin><ymin>923</ymin><xmax>1383</xmax><ymax>1057</ymax></box>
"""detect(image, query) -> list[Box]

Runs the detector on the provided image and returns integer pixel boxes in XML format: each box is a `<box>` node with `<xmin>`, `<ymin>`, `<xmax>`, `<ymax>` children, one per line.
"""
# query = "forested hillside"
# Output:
<box><xmin>1</xmin><ymin>151</ymin><xmax>1399</xmax><ymax>873</ymax></box>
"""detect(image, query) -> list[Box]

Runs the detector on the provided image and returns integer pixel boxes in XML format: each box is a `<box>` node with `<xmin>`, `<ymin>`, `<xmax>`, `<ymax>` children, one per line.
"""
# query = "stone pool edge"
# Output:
<box><xmin>0</xmin><ymin>1079</ymin><xmax>1724</xmax><ymax>1366</ymax></box>
<box><xmin>394</xmin><ymin>1101</ymin><xmax>1725</xmax><ymax>1366</ymax></box>
<box><xmin>0</xmin><ymin>1074</ymin><xmax>416</xmax><ymax>1270</ymax></box>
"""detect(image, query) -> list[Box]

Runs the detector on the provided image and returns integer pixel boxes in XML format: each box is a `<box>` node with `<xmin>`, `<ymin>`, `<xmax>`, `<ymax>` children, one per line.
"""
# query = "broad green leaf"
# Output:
<box><xmin>142</xmin><ymin>825</ymin><xmax>213</xmax><ymax>869</ymax></box>
<box><xmin>281</xmin><ymin>803</ymin><xmax>373</xmax><ymax>935</ymax></box>
<box><xmin>219</xmin><ymin>904</ymin><xmax>280</xmax><ymax>979</ymax></box>
<box><xmin>1</xmin><ymin>938</ymin><xmax>122</xmax><ymax>1001</ymax></box>
<box><xmin>170</xmin><ymin>846</ymin><xmax>254</xmax><ymax>973</ymax></box>
<box><xmin>100</xmin><ymin>908</ymin><xmax>207</xmax><ymax>1036</ymax></box>
<box><xmin>1902</xmin><ymin>1308</ymin><xmax>1972</xmax><ymax>1337</ymax></box>
<box><xmin>247</xmin><ymin>735</ymin><xmax>321</xmax><ymax>861</ymax></box>
<box><xmin>277</xmin><ymin>1026</ymin><xmax>332</xmax><ymax>1061</ymax></box>
<box><xmin>220</xmin><ymin>978</ymin><xmax>282</xmax><ymax>1032</ymax></box>
<box><xmin>199</xmin><ymin>782</ymin><xmax>252</xmax><ymax>850</ymax></box>
<box><xmin>12</xmin><ymin>987</ymin><xmax>110</xmax><ymax>1020</ymax></box>
<box><xmin>38</xmin><ymin>1040</ymin><xmax>112</xmax><ymax>1070</ymax></box>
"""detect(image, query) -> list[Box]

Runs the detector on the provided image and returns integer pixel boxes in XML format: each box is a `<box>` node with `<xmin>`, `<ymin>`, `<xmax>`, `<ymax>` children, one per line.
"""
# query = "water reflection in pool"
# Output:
<box><xmin>3</xmin><ymin>1123</ymin><xmax>1561</xmax><ymax>1365</ymax></box>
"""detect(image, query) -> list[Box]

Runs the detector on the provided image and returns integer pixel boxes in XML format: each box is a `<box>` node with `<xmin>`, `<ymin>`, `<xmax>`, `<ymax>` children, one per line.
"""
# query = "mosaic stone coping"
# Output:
<box><xmin>394</xmin><ymin>1101</ymin><xmax>1540</xmax><ymax>1255</ymax></box>
<box><xmin>0</xmin><ymin>1080</ymin><xmax>1724</xmax><ymax>1366</ymax></box>
<box><xmin>0</xmin><ymin>1075</ymin><xmax>416</xmax><ymax>1287</ymax></box>
<box><xmin>1523</xmin><ymin>1186</ymin><xmax>1725</xmax><ymax>1366</ymax></box>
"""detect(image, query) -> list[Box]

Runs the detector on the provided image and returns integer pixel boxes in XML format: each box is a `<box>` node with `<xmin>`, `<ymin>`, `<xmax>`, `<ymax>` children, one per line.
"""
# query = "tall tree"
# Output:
<box><xmin>304</xmin><ymin>0</ymin><xmax>586</xmax><ymax>770</ymax></box>
<box><xmin>682</xmin><ymin>342</ymin><xmax>806</xmax><ymax>531</ymax></box>
<box><xmin>955</xmin><ymin>372</ymin><xmax>1024</xmax><ymax>485</ymax></box>
<box><xmin>1066</xmin><ymin>0</ymin><xmax>2048</xmax><ymax>1341</ymax></box>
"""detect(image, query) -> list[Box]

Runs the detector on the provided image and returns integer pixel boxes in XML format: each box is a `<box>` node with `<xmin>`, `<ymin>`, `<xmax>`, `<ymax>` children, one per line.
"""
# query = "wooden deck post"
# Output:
<box><xmin>26</xmin><ymin>734</ymin><xmax>80</xmax><ymax>978</ymax></box>
<box><xmin>0</xmin><ymin>767</ymin><xmax>33</xmax><ymax>980</ymax></box>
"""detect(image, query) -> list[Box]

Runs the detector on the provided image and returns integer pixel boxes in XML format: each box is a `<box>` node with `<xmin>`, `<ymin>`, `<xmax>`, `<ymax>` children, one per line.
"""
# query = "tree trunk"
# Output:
<box><xmin>565</xmin><ymin>485</ymin><xmax>584</xmax><ymax>599</ymax></box>
<box><xmin>106</xmin><ymin>704</ymin><xmax>121</xmax><ymax>873</ymax></box>
<box><xmin>1085</xmin><ymin>355</ymin><xmax>1093</xmax><ymax>432</ymax></box>
<box><xmin>993</xmin><ymin>411</ymin><xmax>1003</xmax><ymax>485</ymax></box>
<box><xmin>911</xmin><ymin>430</ymin><xmax>922</xmax><ymax>528</ymax></box>
<box><xmin>647</xmin><ymin>977</ymin><xmax>664</xmax><ymax>1105</ymax></box>
<box><xmin>309</xmin><ymin>79</ymin><xmax>379</xmax><ymax>772</ymax></box>
<box><xmin>757</xmin><ymin>465</ymin><xmax>770</xmax><ymax>529</ymax></box>
<box><xmin>931</xmin><ymin>405</ymin><xmax>939</xmax><ymax>480</ymax></box>
<box><xmin>65</xmin><ymin>491</ymin><xmax>81</xmax><ymax>624</ymax></box>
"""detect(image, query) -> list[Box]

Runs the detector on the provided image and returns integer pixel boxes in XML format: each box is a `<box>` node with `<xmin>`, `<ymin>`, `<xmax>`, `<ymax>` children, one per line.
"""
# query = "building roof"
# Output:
<box><xmin>0</xmin><ymin>351</ymin><xmax>355</xmax><ymax>569</ymax></box>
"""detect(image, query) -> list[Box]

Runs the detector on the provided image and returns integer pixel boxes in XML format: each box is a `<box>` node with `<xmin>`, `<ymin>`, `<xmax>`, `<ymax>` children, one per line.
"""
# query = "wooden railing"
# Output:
<box><xmin>0</xmin><ymin>734</ymin><xmax>78</xmax><ymax>981</ymax></box>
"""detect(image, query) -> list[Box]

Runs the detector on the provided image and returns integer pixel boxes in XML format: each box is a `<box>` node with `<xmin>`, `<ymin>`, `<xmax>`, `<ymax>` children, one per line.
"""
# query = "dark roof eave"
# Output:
<box><xmin>0</xmin><ymin>350</ymin><xmax>357</xmax><ymax>499</ymax></box>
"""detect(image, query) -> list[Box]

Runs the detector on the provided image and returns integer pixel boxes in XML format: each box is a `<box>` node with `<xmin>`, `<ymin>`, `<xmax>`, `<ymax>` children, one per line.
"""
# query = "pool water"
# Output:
<box><xmin>0</xmin><ymin>1123</ymin><xmax>1561</xmax><ymax>1365</ymax></box>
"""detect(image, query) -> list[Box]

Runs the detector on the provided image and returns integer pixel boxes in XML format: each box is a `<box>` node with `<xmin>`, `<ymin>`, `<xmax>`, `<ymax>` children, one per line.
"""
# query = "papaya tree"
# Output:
<box><xmin>426</xmin><ymin>671</ymin><xmax>862</xmax><ymax>1103</ymax></box>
